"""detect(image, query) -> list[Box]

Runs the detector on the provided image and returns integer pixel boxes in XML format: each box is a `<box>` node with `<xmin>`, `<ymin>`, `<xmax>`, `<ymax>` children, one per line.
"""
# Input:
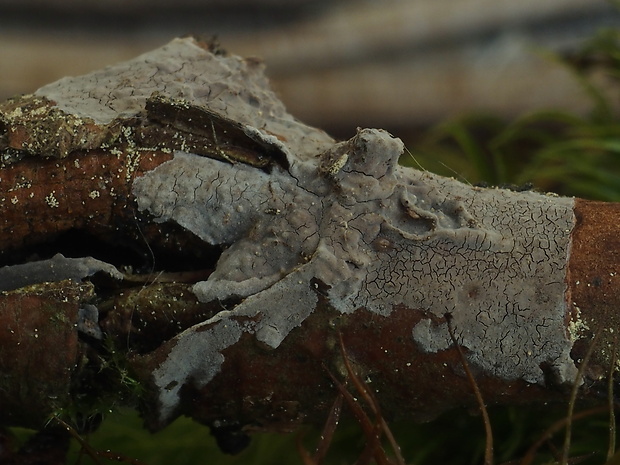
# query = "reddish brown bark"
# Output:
<box><xmin>568</xmin><ymin>199</ymin><xmax>620</xmax><ymax>373</ymax></box>
<box><xmin>0</xmin><ymin>150</ymin><xmax>172</xmax><ymax>260</ymax></box>
<box><xmin>134</xmin><ymin>304</ymin><xmax>563</xmax><ymax>433</ymax></box>
<box><xmin>0</xmin><ymin>281</ymin><xmax>86</xmax><ymax>427</ymax></box>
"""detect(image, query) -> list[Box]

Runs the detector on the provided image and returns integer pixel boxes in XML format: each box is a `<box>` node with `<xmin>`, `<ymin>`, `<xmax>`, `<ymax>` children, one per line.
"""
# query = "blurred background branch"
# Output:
<box><xmin>1</xmin><ymin>0</ymin><xmax>619</xmax><ymax>138</ymax></box>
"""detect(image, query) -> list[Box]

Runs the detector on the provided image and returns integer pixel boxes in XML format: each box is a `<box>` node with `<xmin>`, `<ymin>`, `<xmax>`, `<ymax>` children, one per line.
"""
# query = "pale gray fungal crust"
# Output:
<box><xmin>33</xmin><ymin>38</ymin><xmax>333</xmax><ymax>164</ymax></box>
<box><xmin>0</xmin><ymin>253</ymin><xmax>122</xmax><ymax>292</ymax></box>
<box><xmin>134</xmin><ymin>128</ymin><xmax>576</xmax><ymax>423</ymax></box>
<box><xmin>17</xmin><ymin>37</ymin><xmax>577</xmax><ymax>425</ymax></box>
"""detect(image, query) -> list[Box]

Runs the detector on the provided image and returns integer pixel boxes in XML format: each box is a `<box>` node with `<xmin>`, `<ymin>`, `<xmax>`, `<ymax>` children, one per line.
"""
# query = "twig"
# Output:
<box><xmin>561</xmin><ymin>330</ymin><xmax>600</xmax><ymax>465</ymax></box>
<box><xmin>53</xmin><ymin>416</ymin><xmax>150</xmax><ymax>465</ymax></box>
<box><xmin>445</xmin><ymin>313</ymin><xmax>494</xmax><ymax>465</ymax></box>
<box><xmin>324</xmin><ymin>368</ymin><xmax>392</xmax><ymax>465</ymax></box>
<box><xmin>608</xmin><ymin>334</ymin><xmax>618</xmax><ymax>460</ymax></box>
<box><xmin>519</xmin><ymin>405</ymin><xmax>607</xmax><ymax>465</ymax></box>
<box><xmin>338</xmin><ymin>333</ymin><xmax>406</xmax><ymax>465</ymax></box>
<box><xmin>313</xmin><ymin>393</ymin><xmax>344</xmax><ymax>464</ymax></box>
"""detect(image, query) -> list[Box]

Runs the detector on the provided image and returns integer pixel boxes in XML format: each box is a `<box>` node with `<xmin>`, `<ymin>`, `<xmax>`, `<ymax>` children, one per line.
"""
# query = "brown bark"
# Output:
<box><xmin>0</xmin><ymin>150</ymin><xmax>171</xmax><ymax>257</ymax></box>
<box><xmin>0</xmin><ymin>37</ymin><xmax>613</xmax><ymax>457</ymax></box>
<box><xmin>568</xmin><ymin>199</ymin><xmax>620</xmax><ymax>373</ymax></box>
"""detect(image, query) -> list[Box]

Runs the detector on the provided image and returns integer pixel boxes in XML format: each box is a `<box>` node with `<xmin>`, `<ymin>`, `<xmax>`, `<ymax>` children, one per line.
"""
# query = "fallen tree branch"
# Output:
<box><xmin>0</xmin><ymin>36</ymin><xmax>617</xmax><ymax>458</ymax></box>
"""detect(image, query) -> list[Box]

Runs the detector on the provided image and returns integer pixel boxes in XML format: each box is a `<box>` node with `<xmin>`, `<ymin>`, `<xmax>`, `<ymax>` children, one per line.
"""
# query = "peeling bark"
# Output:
<box><xmin>0</xmin><ymin>36</ymin><xmax>613</xmax><ymax>446</ymax></box>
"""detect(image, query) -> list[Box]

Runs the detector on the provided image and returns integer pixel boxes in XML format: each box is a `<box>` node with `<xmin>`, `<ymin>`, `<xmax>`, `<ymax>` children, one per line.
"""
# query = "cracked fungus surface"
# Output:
<box><xmin>133</xmin><ymin>128</ymin><xmax>576</xmax><ymax>422</ymax></box>
<box><xmin>43</xmin><ymin>35</ymin><xmax>576</xmax><ymax>424</ymax></box>
<box><xmin>32</xmin><ymin>37</ymin><xmax>332</xmax><ymax>163</ymax></box>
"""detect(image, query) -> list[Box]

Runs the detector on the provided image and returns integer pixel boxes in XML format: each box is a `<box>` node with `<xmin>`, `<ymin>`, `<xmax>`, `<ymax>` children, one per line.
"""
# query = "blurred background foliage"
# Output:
<box><xmin>50</xmin><ymin>403</ymin><xmax>614</xmax><ymax>465</ymax></box>
<box><xmin>12</xmin><ymin>402</ymin><xmax>602</xmax><ymax>465</ymax></box>
<box><xmin>403</xmin><ymin>26</ymin><xmax>620</xmax><ymax>201</ymax></box>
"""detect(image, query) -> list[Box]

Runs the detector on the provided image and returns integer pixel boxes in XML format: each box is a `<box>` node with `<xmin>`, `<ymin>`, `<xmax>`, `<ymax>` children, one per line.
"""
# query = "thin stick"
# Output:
<box><xmin>338</xmin><ymin>334</ymin><xmax>406</xmax><ymax>465</ymax></box>
<box><xmin>445</xmin><ymin>313</ymin><xmax>494</xmax><ymax>465</ymax></box>
<box><xmin>561</xmin><ymin>330</ymin><xmax>600</xmax><ymax>465</ymax></box>
<box><xmin>353</xmin><ymin>422</ymin><xmax>383</xmax><ymax>465</ymax></box>
<box><xmin>54</xmin><ymin>416</ymin><xmax>150</xmax><ymax>465</ymax></box>
<box><xmin>608</xmin><ymin>334</ymin><xmax>618</xmax><ymax>460</ymax></box>
<box><xmin>326</xmin><ymin>370</ymin><xmax>392</xmax><ymax>465</ymax></box>
<box><xmin>296</xmin><ymin>435</ymin><xmax>318</xmax><ymax>465</ymax></box>
<box><xmin>53</xmin><ymin>416</ymin><xmax>104</xmax><ymax>465</ymax></box>
<box><xmin>519</xmin><ymin>405</ymin><xmax>607</xmax><ymax>465</ymax></box>
<box><xmin>313</xmin><ymin>393</ymin><xmax>344</xmax><ymax>464</ymax></box>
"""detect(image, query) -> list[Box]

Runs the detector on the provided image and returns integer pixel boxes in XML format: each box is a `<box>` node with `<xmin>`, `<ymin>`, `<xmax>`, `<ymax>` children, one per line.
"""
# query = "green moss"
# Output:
<box><xmin>47</xmin><ymin>335</ymin><xmax>146</xmax><ymax>438</ymax></box>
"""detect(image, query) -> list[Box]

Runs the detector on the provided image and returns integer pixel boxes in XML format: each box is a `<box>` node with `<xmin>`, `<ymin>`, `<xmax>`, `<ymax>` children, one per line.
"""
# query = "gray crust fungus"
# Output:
<box><xmin>0</xmin><ymin>253</ymin><xmax>122</xmax><ymax>292</ymax></box>
<box><xmin>36</xmin><ymin>37</ymin><xmax>577</xmax><ymax>423</ymax></box>
<box><xmin>34</xmin><ymin>37</ymin><xmax>332</xmax><ymax>163</ymax></box>
<box><xmin>134</xmin><ymin>129</ymin><xmax>576</xmax><ymax>422</ymax></box>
